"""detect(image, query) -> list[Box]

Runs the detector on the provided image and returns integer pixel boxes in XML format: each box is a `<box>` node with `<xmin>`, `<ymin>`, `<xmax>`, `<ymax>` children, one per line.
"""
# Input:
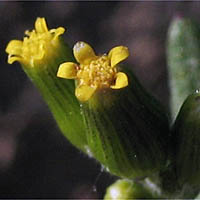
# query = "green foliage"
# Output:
<box><xmin>167</xmin><ymin>17</ymin><xmax>200</xmax><ymax>121</ymax></box>
<box><xmin>163</xmin><ymin>17</ymin><xmax>200</xmax><ymax>198</ymax></box>
<box><xmin>172</xmin><ymin>92</ymin><xmax>200</xmax><ymax>188</ymax></box>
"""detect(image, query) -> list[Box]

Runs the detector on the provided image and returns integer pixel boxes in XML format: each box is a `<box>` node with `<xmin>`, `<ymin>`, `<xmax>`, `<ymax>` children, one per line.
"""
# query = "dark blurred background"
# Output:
<box><xmin>0</xmin><ymin>1</ymin><xmax>200</xmax><ymax>199</ymax></box>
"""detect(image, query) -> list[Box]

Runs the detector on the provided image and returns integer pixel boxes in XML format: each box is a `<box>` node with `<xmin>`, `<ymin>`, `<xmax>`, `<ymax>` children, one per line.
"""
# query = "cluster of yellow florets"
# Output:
<box><xmin>6</xmin><ymin>18</ymin><xmax>129</xmax><ymax>102</ymax></box>
<box><xmin>77</xmin><ymin>55</ymin><xmax>117</xmax><ymax>88</ymax></box>
<box><xmin>6</xmin><ymin>17</ymin><xmax>64</xmax><ymax>67</ymax></box>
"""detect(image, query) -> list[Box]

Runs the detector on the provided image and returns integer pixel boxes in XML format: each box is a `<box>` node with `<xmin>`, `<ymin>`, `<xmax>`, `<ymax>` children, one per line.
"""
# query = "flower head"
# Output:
<box><xmin>6</xmin><ymin>17</ymin><xmax>65</xmax><ymax>67</ymax></box>
<box><xmin>57</xmin><ymin>41</ymin><xmax>129</xmax><ymax>101</ymax></box>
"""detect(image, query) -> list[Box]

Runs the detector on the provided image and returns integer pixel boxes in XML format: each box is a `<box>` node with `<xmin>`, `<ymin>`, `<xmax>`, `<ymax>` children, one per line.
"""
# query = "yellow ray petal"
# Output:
<box><xmin>7</xmin><ymin>55</ymin><xmax>22</xmax><ymax>64</ymax></box>
<box><xmin>35</xmin><ymin>17</ymin><xmax>48</xmax><ymax>33</ymax></box>
<box><xmin>73</xmin><ymin>41</ymin><xmax>96</xmax><ymax>65</ymax></box>
<box><xmin>5</xmin><ymin>40</ymin><xmax>23</xmax><ymax>55</ymax></box>
<box><xmin>108</xmin><ymin>46</ymin><xmax>129</xmax><ymax>68</ymax></box>
<box><xmin>52</xmin><ymin>27</ymin><xmax>65</xmax><ymax>41</ymax></box>
<box><xmin>57</xmin><ymin>62</ymin><xmax>77</xmax><ymax>79</ymax></box>
<box><xmin>75</xmin><ymin>85</ymin><xmax>97</xmax><ymax>102</ymax></box>
<box><xmin>111</xmin><ymin>72</ymin><xmax>128</xmax><ymax>89</ymax></box>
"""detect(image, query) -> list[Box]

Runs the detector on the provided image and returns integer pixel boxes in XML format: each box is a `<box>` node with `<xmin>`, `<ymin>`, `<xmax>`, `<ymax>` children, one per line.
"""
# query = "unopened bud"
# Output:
<box><xmin>104</xmin><ymin>179</ymin><xmax>153</xmax><ymax>200</ymax></box>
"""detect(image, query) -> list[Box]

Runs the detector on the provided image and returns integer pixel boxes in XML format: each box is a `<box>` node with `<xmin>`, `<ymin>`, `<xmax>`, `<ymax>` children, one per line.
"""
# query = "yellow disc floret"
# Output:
<box><xmin>57</xmin><ymin>41</ymin><xmax>129</xmax><ymax>102</ymax></box>
<box><xmin>6</xmin><ymin>17</ymin><xmax>65</xmax><ymax>67</ymax></box>
<box><xmin>77</xmin><ymin>55</ymin><xmax>117</xmax><ymax>88</ymax></box>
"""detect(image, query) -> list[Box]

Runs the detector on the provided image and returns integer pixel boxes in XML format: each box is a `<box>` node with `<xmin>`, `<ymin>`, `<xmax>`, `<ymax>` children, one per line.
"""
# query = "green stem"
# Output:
<box><xmin>22</xmin><ymin>41</ymin><xmax>87</xmax><ymax>153</ymax></box>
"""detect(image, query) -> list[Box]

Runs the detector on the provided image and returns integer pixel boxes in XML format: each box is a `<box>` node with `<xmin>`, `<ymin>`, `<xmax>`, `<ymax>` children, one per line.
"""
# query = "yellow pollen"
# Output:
<box><xmin>77</xmin><ymin>55</ymin><xmax>117</xmax><ymax>88</ymax></box>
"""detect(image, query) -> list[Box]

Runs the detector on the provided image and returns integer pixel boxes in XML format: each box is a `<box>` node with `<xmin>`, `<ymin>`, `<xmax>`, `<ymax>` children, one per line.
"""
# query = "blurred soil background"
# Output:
<box><xmin>0</xmin><ymin>1</ymin><xmax>200</xmax><ymax>199</ymax></box>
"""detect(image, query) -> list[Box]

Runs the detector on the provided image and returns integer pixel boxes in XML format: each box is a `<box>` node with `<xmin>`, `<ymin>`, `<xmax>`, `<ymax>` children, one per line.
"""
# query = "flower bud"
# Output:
<box><xmin>104</xmin><ymin>179</ymin><xmax>153</xmax><ymax>200</ymax></box>
<box><xmin>172</xmin><ymin>92</ymin><xmax>200</xmax><ymax>188</ymax></box>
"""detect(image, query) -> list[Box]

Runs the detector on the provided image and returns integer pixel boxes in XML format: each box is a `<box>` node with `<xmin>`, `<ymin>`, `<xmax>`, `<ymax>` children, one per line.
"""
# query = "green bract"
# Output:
<box><xmin>80</xmin><ymin>66</ymin><xmax>170</xmax><ymax>179</ymax></box>
<box><xmin>167</xmin><ymin>17</ymin><xmax>200</xmax><ymax>121</ymax></box>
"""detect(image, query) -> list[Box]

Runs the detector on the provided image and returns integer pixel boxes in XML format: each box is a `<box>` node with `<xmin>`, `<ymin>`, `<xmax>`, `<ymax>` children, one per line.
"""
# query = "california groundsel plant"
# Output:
<box><xmin>5</xmin><ymin>17</ymin><xmax>200</xmax><ymax>199</ymax></box>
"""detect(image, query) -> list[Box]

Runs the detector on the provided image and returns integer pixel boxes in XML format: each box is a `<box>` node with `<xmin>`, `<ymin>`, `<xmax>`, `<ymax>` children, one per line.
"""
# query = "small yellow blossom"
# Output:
<box><xmin>5</xmin><ymin>17</ymin><xmax>65</xmax><ymax>67</ymax></box>
<box><xmin>57</xmin><ymin>41</ymin><xmax>129</xmax><ymax>101</ymax></box>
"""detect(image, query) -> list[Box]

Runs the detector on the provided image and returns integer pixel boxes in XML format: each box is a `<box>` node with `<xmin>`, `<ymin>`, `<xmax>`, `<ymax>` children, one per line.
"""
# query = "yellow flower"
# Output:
<box><xmin>57</xmin><ymin>41</ymin><xmax>129</xmax><ymax>101</ymax></box>
<box><xmin>5</xmin><ymin>17</ymin><xmax>65</xmax><ymax>67</ymax></box>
